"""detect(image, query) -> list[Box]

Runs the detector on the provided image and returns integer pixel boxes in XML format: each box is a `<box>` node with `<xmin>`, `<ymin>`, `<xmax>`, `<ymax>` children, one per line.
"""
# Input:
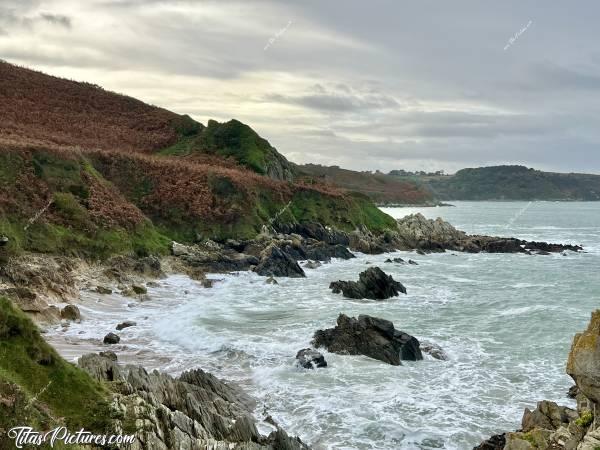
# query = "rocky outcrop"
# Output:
<box><xmin>476</xmin><ymin>311</ymin><xmax>600</xmax><ymax>450</ymax></box>
<box><xmin>312</xmin><ymin>314</ymin><xmax>422</xmax><ymax>365</ymax></box>
<box><xmin>116</xmin><ymin>320</ymin><xmax>136</xmax><ymax>330</ymax></box>
<box><xmin>296</xmin><ymin>348</ymin><xmax>327</xmax><ymax>369</ymax></box>
<box><xmin>567</xmin><ymin>310</ymin><xmax>600</xmax><ymax>404</ymax></box>
<box><xmin>77</xmin><ymin>352</ymin><xmax>309</xmax><ymax>450</ymax></box>
<box><xmin>171</xmin><ymin>241</ymin><xmax>260</xmax><ymax>273</ymax></box>
<box><xmin>329</xmin><ymin>267</ymin><xmax>406</xmax><ymax>299</ymax></box>
<box><xmin>397</xmin><ymin>213</ymin><xmax>582</xmax><ymax>254</ymax></box>
<box><xmin>420</xmin><ymin>341</ymin><xmax>448</xmax><ymax>360</ymax></box>
<box><xmin>103</xmin><ymin>332</ymin><xmax>120</xmax><ymax>344</ymax></box>
<box><xmin>254</xmin><ymin>244</ymin><xmax>306</xmax><ymax>278</ymax></box>
<box><xmin>60</xmin><ymin>304</ymin><xmax>81</xmax><ymax>321</ymax></box>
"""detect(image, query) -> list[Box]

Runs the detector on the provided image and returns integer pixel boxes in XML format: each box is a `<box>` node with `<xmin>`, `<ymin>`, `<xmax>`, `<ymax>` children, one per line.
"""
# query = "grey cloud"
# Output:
<box><xmin>39</xmin><ymin>13</ymin><xmax>72</xmax><ymax>28</ymax></box>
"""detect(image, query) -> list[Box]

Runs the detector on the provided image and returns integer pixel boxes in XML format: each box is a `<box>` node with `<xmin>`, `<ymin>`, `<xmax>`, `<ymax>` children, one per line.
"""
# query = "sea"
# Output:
<box><xmin>47</xmin><ymin>201</ymin><xmax>600</xmax><ymax>449</ymax></box>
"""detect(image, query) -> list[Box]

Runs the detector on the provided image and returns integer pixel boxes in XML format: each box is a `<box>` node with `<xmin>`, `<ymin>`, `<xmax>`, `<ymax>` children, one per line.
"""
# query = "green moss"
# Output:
<box><xmin>576</xmin><ymin>411</ymin><xmax>594</xmax><ymax>427</ymax></box>
<box><xmin>0</xmin><ymin>152</ymin><xmax>24</xmax><ymax>184</ymax></box>
<box><xmin>0</xmin><ymin>297</ymin><xmax>112</xmax><ymax>433</ymax></box>
<box><xmin>53</xmin><ymin>192</ymin><xmax>88</xmax><ymax>224</ymax></box>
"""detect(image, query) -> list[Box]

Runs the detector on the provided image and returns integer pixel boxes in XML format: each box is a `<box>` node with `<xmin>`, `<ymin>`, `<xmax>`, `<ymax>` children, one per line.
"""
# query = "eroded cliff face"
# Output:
<box><xmin>567</xmin><ymin>311</ymin><xmax>600</xmax><ymax>405</ymax></box>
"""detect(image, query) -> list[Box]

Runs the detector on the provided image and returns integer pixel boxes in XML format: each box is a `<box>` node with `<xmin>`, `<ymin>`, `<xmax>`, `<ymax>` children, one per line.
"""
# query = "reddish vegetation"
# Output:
<box><xmin>0</xmin><ymin>61</ymin><xmax>181</xmax><ymax>153</ymax></box>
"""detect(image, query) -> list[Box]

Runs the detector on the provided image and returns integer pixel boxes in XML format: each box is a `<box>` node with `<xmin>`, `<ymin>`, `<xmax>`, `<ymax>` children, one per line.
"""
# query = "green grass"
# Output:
<box><xmin>576</xmin><ymin>410</ymin><xmax>594</xmax><ymax>427</ymax></box>
<box><xmin>0</xmin><ymin>297</ymin><xmax>113</xmax><ymax>433</ymax></box>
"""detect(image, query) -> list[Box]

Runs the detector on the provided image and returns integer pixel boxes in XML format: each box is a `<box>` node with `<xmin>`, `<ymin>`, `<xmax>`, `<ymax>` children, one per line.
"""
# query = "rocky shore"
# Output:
<box><xmin>476</xmin><ymin>311</ymin><xmax>600</xmax><ymax>450</ymax></box>
<box><xmin>0</xmin><ymin>213</ymin><xmax>584</xmax><ymax>449</ymax></box>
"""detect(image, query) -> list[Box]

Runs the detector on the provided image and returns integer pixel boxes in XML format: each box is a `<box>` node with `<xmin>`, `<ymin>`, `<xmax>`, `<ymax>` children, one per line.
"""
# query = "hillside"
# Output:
<box><xmin>298</xmin><ymin>164</ymin><xmax>435</xmax><ymax>205</ymax></box>
<box><xmin>0</xmin><ymin>61</ymin><xmax>397</xmax><ymax>260</ymax></box>
<box><xmin>412</xmin><ymin>165</ymin><xmax>600</xmax><ymax>201</ymax></box>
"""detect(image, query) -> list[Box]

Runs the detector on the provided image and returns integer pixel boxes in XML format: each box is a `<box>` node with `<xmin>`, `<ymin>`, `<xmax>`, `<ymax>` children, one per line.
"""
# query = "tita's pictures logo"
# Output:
<box><xmin>7</xmin><ymin>426</ymin><xmax>136</xmax><ymax>448</ymax></box>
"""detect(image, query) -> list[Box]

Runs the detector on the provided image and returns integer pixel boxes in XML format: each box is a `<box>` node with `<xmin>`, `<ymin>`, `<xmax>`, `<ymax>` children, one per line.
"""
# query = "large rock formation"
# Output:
<box><xmin>397</xmin><ymin>213</ymin><xmax>582</xmax><ymax>254</ymax></box>
<box><xmin>567</xmin><ymin>310</ymin><xmax>600</xmax><ymax>404</ymax></box>
<box><xmin>329</xmin><ymin>267</ymin><xmax>406</xmax><ymax>299</ymax></box>
<box><xmin>78</xmin><ymin>352</ymin><xmax>308</xmax><ymax>450</ymax></box>
<box><xmin>312</xmin><ymin>314</ymin><xmax>422</xmax><ymax>365</ymax></box>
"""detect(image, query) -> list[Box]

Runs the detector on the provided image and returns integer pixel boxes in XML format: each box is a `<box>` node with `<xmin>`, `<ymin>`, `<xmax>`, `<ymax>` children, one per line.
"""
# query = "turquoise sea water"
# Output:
<box><xmin>51</xmin><ymin>201</ymin><xmax>600</xmax><ymax>449</ymax></box>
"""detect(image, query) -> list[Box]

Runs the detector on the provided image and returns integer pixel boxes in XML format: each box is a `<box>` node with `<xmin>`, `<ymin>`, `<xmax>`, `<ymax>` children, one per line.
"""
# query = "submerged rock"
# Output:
<box><xmin>303</xmin><ymin>260</ymin><xmax>322</xmax><ymax>269</ymax></box>
<box><xmin>265</xmin><ymin>276</ymin><xmax>278</xmax><ymax>285</ymax></box>
<box><xmin>103</xmin><ymin>332</ymin><xmax>120</xmax><ymax>344</ymax></box>
<box><xmin>296</xmin><ymin>348</ymin><xmax>327</xmax><ymax>369</ymax></box>
<box><xmin>329</xmin><ymin>267</ymin><xmax>406</xmax><ymax>299</ymax></box>
<box><xmin>254</xmin><ymin>244</ymin><xmax>306</xmax><ymax>278</ymax></box>
<box><xmin>95</xmin><ymin>286</ymin><xmax>112</xmax><ymax>295</ymax></box>
<box><xmin>116</xmin><ymin>320</ymin><xmax>136</xmax><ymax>331</ymax></box>
<box><xmin>420</xmin><ymin>341</ymin><xmax>448</xmax><ymax>360</ymax></box>
<box><xmin>312</xmin><ymin>314</ymin><xmax>422</xmax><ymax>365</ymax></box>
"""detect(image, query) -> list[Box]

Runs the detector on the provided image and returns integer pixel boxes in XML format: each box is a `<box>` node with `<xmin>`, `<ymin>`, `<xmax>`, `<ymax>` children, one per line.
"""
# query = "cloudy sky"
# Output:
<box><xmin>2</xmin><ymin>1</ymin><xmax>599</xmax><ymax>173</ymax></box>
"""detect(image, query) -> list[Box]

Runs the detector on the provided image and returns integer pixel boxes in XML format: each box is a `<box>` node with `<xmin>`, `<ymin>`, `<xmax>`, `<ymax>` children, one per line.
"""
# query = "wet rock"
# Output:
<box><xmin>116</xmin><ymin>320</ymin><xmax>137</xmax><ymax>331</ymax></box>
<box><xmin>473</xmin><ymin>433</ymin><xmax>506</xmax><ymax>450</ymax></box>
<box><xmin>303</xmin><ymin>260</ymin><xmax>322</xmax><ymax>269</ymax></box>
<box><xmin>420</xmin><ymin>341</ymin><xmax>449</xmax><ymax>360</ymax></box>
<box><xmin>266</xmin><ymin>276</ymin><xmax>278</xmax><ymax>285</ymax></box>
<box><xmin>95</xmin><ymin>286</ymin><xmax>112</xmax><ymax>295</ymax></box>
<box><xmin>296</xmin><ymin>348</ymin><xmax>327</xmax><ymax>369</ymax></box>
<box><xmin>312</xmin><ymin>314</ymin><xmax>422</xmax><ymax>365</ymax></box>
<box><xmin>304</xmin><ymin>242</ymin><xmax>355</xmax><ymax>261</ymax></box>
<box><xmin>254</xmin><ymin>244</ymin><xmax>306</xmax><ymax>278</ymax></box>
<box><xmin>329</xmin><ymin>267</ymin><xmax>406</xmax><ymax>300</ymax></box>
<box><xmin>408</xmin><ymin>259</ymin><xmax>418</xmax><ymax>265</ymax></box>
<box><xmin>568</xmin><ymin>385</ymin><xmax>579</xmax><ymax>399</ymax></box>
<box><xmin>60</xmin><ymin>304</ymin><xmax>81</xmax><ymax>321</ymax></box>
<box><xmin>146</xmin><ymin>281</ymin><xmax>160</xmax><ymax>288</ymax></box>
<box><xmin>103</xmin><ymin>332</ymin><xmax>120</xmax><ymax>344</ymax></box>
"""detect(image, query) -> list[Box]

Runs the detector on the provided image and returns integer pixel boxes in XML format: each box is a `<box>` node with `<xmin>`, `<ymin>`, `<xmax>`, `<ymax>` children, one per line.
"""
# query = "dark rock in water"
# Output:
<box><xmin>420</xmin><ymin>341</ymin><xmax>448</xmax><ymax>360</ymax></box>
<box><xmin>132</xmin><ymin>284</ymin><xmax>147</xmax><ymax>295</ymax></box>
<box><xmin>60</xmin><ymin>304</ymin><xmax>81</xmax><ymax>321</ymax></box>
<box><xmin>266</xmin><ymin>276</ymin><xmax>278</xmax><ymax>285</ymax></box>
<box><xmin>567</xmin><ymin>385</ymin><xmax>579</xmax><ymax>399</ymax></box>
<box><xmin>296</xmin><ymin>348</ymin><xmax>327</xmax><ymax>369</ymax></box>
<box><xmin>536</xmin><ymin>250</ymin><xmax>551</xmax><ymax>255</ymax></box>
<box><xmin>473</xmin><ymin>433</ymin><xmax>506</xmax><ymax>450</ymax></box>
<box><xmin>384</xmin><ymin>258</ymin><xmax>392</xmax><ymax>263</ymax></box>
<box><xmin>312</xmin><ymin>314</ymin><xmax>422</xmax><ymax>365</ymax></box>
<box><xmin>329</xmin><ymin>267</ymin><xmax>406</xmax><ymax>300</ymax></box>
<box><xmin>103</xmin><ymin>332</ymin><xmax>120</xmax><ymax>344</ymax></box>
<box><xmin>116</xmin><ymin>320</ymin><xmax>137</xmax><ymax>331</ymax></box>
<box><xmin>416</xmin><ymin>249</ymin><xmax>426</xmax><ymax>255</ymax></box>
<box><xmin>274</xmin><ymin>222</ymin><xmax>350</xmax><ymax>246</ymax></box>
<box><xmin>96</xmin><ymin>286</ymin><xmax>112</xmax><ymax>295</ymax></box>
<box><xmin>408</xmin><ymin>259</ymin><xmax>418</xmax><ymax>265</ymax></box>
<box><xmin>254</xmin><ymin>244</ymin><xmax>306</xmax><ymax>278</ymax></box>
<box><xmin>304</xmin><ymin>242</ymin><xmax>355</xmax><ymax>261</ymax></box>
<box><xmin>303</xmin><ymin>260</ymin><xmax>322</xmax><ymax>269</ymax></box>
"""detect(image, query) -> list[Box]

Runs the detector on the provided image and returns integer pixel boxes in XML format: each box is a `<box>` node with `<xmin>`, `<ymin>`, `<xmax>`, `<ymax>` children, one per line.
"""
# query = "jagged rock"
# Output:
<box><xmin>521</xmin><ymin>400</ymin><xmax>577</xmax><ymax>432</ymax></box>
<box><xmin>254</xmin><ymin>244</ymin><xmax>305</xmax><ymax>278</ymax></box>
<box><xmin>303</xmin><ymin>260</ymin><xmax>322</xmax><ymax>269</ymax></box>
<box><xmin>96</xmin><ymin>286</ymin><xmax>112</xmax><ymax>295</ymax></box>
<box><xmin>312</xmin><ymin>314</ymin><xmax>422</xmax><ymax>365</ymax></box>
<box><xmin>408</xmin><ymin>259</ymin><xmax>418</xmax><ymax>265</ymax></box>
<box><xmin>103</xmin><ymin>332</ymin><xmax>120</xmax><ymax>344</ymax></box>
<box><xmin>296</xmin><ymin>348</ymin><xmax>327</xmax><ymax>369</ymax></box>
<box><xmin>567</xmin><ymin>310</ymin><xmax>600</xmax><ymax>404</ymax></box>
<box><xmin>172</xmin><ymin>241</ymin><xmax>260</xmax><ymax>272</ymax></box>
<box><xmin>60</xmin><ymin>304</ymin><xmax>81</xmax><ymax>321</ymax></box>
<box><xmin>76</xmin><ymin>353</ymin><xmax>309</xmax><ymax>449</ymax></box>
<box><xmin>133</xmin><ymin>256</ymin><xmax>163</xmax><ymax>277</ymax></box>
<box><xmin>329</xmin><ymin>267</ymin><xmax>406</xmax><ymax>300</ymax></box>
<box><xmin>420</xmin><ymin>341</ymin><xmax>448</xmax><ymax>360</ymax></box>
<box><xmin>116</xmin><ymin>320</ymin><xmax>137</xmax><ymax>331</ymax></box>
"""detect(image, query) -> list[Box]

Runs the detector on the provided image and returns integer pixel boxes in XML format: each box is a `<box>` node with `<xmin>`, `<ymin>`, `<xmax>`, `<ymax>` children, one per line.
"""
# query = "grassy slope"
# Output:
<box><xmin>0</xmin><ymin>297</ymin><xmax>112</xmax><ymax>437</ymax></box>
<box><xmin>420</xmin><ymin>166</ymin><xmax>600</xmax><ymax>201</ymax></box>
<box><xmin>0</xmin><ymin>61</ymin><xmax>398</xmax><ymax>259</ymax></box>
<box><xmin>298</xmin><ymin>164</ymin><xmax>435</xmax><ymax>205</ymax></box>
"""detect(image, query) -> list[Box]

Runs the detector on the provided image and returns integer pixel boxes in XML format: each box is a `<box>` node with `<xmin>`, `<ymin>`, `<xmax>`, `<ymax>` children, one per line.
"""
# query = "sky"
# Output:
<box><xmin>1</xmin><ymin>0</ymin><xmax>599</xmax><ymax>174</ymax></box>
